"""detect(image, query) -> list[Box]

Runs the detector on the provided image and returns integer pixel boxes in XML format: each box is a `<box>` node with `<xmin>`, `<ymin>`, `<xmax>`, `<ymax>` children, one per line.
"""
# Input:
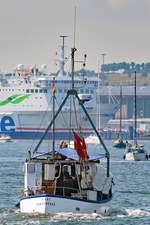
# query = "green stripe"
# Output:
<box><xmin>0</xmin><ymin>94</ymin><xmax>21</xmax><ymax>106</ymax></box>
<box><xmin>11</xmin><ymin>94</ymin><xmax>31</xmax><ymax>104</ymax></box>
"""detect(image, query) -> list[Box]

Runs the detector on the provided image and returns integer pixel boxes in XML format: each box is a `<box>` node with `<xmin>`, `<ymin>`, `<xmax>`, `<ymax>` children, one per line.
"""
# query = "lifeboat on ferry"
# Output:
<box><xmin>78</xmin><ymin>94</ymin><xmax>92</xmax><ymax>102</ymax></box>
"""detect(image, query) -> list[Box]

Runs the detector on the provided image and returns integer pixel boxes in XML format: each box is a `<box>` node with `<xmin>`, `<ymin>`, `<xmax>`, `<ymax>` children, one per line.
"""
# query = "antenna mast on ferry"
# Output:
<box><xmin>71</xmin><ymin>6</ymin><xmax>77</xmax><ymax>89</ymax></box>
<box><xmin>60</xmin><ymin>35</ymin><xmax>67</xmax><ymax>76</ymax></box>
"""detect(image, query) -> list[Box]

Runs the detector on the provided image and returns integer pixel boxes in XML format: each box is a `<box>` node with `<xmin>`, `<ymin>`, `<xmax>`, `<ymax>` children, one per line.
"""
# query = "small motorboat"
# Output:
<box><xmin>124</xmin><ymin>143</ymin><xmax>148</xmax><ymax>161</ymax></box>
<box><xmin>85</xmin><ymin>134</ymin><xmax>100</xmax><ymax>144</ymax></box>
<box><xmin>113</xmin><ymin>137</ymin><xmax>127</xmax><ymax>149</ymax></box>
<box><xmin>0</xmin><ymin>134</ymin><xmax>12</xmax><ymax>142</ymax></box>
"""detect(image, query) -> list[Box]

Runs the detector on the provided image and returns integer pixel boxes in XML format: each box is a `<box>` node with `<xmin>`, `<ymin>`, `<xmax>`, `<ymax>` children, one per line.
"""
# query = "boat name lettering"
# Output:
<box><xmin>36</xmin><ymin>202</ymin><xmax>55</xmax><ymax>206</ymax></box>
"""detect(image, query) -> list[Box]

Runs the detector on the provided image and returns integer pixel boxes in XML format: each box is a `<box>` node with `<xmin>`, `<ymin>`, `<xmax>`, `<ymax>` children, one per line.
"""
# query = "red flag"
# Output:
<box><xmin>81</xmin><ymin>137</ymin><xmax>88</xmax><ymax>159</ymax></box>
<box><xmin>73</xmin><ymin>132</ymin><xmax>88</xmax><ymax>160</ymax></box>
<box><xmin>73</xmin><ymin>132</ymin><xmax>83</xmax><ymax>160</ymax></box>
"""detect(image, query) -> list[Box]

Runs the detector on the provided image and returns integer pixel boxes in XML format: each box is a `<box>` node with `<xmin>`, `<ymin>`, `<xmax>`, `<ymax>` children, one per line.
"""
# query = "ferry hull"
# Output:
<box><xmin>8</xmin><ymin>130</ymin><xmax>94</xmax><ymax>140</ymax></box>
<box><xmin>0</xmin><ymin>107</ymin><xmax>116</xmax><ymax>139</ymax></box>
<box><xmin>20</xmin><ymin>194</ymin><xmax>112</xmax><ymax>214</ymax></box>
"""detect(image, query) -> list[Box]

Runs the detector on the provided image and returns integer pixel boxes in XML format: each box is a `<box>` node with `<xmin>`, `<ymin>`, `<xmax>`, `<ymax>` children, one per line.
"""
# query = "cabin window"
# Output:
<box><xmin>26</xmin><ymin>163</ymin><xmax>35</xmax><ymax>173</ymax></box>
<box><xmin>26</xmin><ymin>89</ymin><xmax>29</xmax><ymax>93</ymax></box>
<box><xmin>44</xmin><ymin>164</ymin><xmax>55</xmax><ymax>180</ymax></box>
<box><xmin>63</xmin><ymin>165</ymin><xmax>71</xmax><ymax>177</ymax></box>
<box><xmin>31</xmin><ymin>89</ymin><xmax>34</xmax><ymax>93</ymax></box>
<box><xmin>35</xmin><ymin>89</ymin><xmax>38</xmax><ymax>93</ymax></box>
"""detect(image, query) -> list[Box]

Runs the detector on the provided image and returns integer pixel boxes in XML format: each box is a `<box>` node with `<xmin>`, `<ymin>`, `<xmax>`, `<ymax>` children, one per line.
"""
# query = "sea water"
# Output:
<box><xmin>0</xmin><ymin>139</ymin><xmax>150</xmax><ymax>225</ymax></box>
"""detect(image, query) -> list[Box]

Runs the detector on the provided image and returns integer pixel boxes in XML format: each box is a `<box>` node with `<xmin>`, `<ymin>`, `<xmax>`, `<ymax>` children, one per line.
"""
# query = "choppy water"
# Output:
<box><xmin>1</xmin><ymin>139</ymin><xmax>150</xmax><ymax>225</ymax></box>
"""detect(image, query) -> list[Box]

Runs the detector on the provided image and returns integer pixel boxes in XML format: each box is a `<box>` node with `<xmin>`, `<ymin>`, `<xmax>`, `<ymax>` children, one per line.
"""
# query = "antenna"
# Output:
<box><xmin>60</xmin><ymin>35</ymin><xmax>67</xmax><ymax>76</ymax></box>
<box><xmin>73</xmin><ymin>6</ymin><xmax>77</xmax><ymax>48</ymax></box>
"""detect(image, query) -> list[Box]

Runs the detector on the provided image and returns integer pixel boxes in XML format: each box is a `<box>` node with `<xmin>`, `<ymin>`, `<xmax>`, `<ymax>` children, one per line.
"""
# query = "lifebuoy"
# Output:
<box><xmin>59</xmin><ymin>140</ymin><xmax>65</xmax><ymax>149</ymax></box>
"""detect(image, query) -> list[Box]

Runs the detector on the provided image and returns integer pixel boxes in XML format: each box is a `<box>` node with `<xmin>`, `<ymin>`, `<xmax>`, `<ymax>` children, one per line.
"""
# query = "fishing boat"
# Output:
<box><xmin>17</xmin><ymin>47</ymin><xmax>114</xmax><ymax>214</ymax></box>
<box><xmin>0</xmin><ymin>133</ymin><xmax>12</xmax><ymax>142</ymax></box>
<box><xmin>124</xmin><ymin>72</ymin><xmax>148</xmax><ymax>160</ymax></box>
<box><xmin>113</xmin><ymin>86</ymin><xmax>128</xmax><ymax>148</ymax></box>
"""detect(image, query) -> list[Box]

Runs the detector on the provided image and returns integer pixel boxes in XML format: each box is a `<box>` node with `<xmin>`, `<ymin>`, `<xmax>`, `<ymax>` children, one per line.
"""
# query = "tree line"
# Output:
<box><xmin>52</xmin><ymin>62</ymin><xmax>150</xmax><ymax>78</ymax></box>
<box><xmin>101</xmin><ymin>62</ymin><xmax>150</xmax><ymax>77</ymax></box>
<box><xmin>70</xmin><ymin>62</ymin><xmax>150</xmax><ymax>78</ymax></box>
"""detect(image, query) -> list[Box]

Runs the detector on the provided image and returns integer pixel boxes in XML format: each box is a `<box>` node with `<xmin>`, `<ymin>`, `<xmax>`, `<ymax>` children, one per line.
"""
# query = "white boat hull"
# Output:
<box><xmin>20</xmin><ymin>194</ymin><xmax>112</xmax><ymax>214</ymax></box>
<box><xmin>85</xmin><ymin>134</ymin><xmax>100</xmax><ymax>144</ymax></box>
<box><xmin>125</xmin><ymin>152</ymin><xmax>147</xmax><ymax>161</ymax></box>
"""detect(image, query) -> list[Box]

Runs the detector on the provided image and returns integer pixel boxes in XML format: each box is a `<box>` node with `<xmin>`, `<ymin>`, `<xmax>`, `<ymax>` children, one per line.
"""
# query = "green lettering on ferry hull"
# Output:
<box><xmin>0</xmin><ymin>94</ymin><xmax>31</xmax><ymax>106</ymax></box>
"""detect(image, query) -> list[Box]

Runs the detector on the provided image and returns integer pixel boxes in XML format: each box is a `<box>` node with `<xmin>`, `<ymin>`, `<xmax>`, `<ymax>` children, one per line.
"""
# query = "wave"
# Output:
<box><xmin>109</xmin><ymin>207</ymin><xmax>150</xmax><ymax>218</ymax></box>
<box><xmin>1</xmin><ymin>207</ymin><xmax>150</xmax><ymax>224</ymax></box>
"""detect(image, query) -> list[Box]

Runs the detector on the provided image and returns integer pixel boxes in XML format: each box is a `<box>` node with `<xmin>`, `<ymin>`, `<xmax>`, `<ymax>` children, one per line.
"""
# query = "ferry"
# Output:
<box><xmin>0</xmin><ymin>38</ymin><xmax>117</xmax><ymax>140</ymax></box>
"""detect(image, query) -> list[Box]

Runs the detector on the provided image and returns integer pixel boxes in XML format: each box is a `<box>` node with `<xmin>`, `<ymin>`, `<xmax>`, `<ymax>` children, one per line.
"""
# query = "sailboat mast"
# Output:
<box><xmin>119</xmin><ymin>86</ymin><xmax>122</xmax><ymax>138</ymax></box>
<box><xmin>52</xmin><ymin>77</ymin><xmax>55</xmax><ymax>156</ymax></box>
<box><xmin>134</xmin><ymin>71</ymin><xmax>137</xmax><ymax>145</ymax></box>
<box><xmin>97</xmin><ymin>59</ymin><xmax>101</xmax><ymax>131</ymax></box>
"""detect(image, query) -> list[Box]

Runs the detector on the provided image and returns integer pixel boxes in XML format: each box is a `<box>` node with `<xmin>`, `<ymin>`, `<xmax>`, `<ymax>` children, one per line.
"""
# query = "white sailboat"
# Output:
<box><xmin>124</xmin><ymin>71</ymin><xmax>148</xmax><ymax>161</ymax></box>
<box><xmin>17</xmin><ymin>47</ymin><xmax>114</xmax><ymax>214</ymax></box>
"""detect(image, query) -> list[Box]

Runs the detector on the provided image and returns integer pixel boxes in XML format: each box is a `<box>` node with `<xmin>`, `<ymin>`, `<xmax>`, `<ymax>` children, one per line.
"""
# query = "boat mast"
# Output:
<box><xmin>97</xmin><ymin>59</ymin><xmax>101</xmax><ymax>131</ymax></box>
<box><xmin>71</xmin><ymin>6</ymin><xmax>77</xmax><ymax>89</ymax></box>
<box><xmin>119</xmin><ymin>86</ymin><xmax>122</xmax><ymax>138</ymax></box>
<box><xmin>71</xmin><ymin>47</ymin><xmax>76</xmax><ymax>89</ymax></box>
<box><xmin>52</xmin><ymin>77</ymin><xmax>55</xmax><ymax>156</ymax></box>
<box><xmin>134</xmin><ymin>71</ymin><xmax>137</xmax><ymax>145</ymax></box>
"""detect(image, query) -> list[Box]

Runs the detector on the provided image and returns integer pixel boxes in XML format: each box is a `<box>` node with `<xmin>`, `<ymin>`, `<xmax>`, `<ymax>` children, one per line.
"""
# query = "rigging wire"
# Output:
<box><xmin>28</xmin><ymin>93</ymin><xmax>53</xmax><ymax>152</ymax></box>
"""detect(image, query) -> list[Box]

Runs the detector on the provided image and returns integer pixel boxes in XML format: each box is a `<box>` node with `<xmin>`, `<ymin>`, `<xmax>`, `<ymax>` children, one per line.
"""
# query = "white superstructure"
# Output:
<box><xmin>0</xmin><ymin>71</ymin><xmax>94</xmax><ymax>138</ymax></box>
<box><xmin>0</xmin><ymin>37</ymin><xmax>118</xmax><ymax>139</ymax></box>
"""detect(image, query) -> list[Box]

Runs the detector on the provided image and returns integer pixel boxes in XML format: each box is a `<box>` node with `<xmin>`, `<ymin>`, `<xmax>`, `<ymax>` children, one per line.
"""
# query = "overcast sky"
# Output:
<box><xmin>0</xmin><ymin>0</ymin><xmax>150</xmax><ymax>72</ymax></box>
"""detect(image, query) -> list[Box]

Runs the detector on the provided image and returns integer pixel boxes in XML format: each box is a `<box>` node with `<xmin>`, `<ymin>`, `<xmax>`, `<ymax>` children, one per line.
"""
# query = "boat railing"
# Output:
<box><xmin>22</xmin><ymin>185</ymin><xmax>80</xmax><ymax>197</ymax></box>
<box><xmin>22</xmin><ymin>185</ymin><xmax>112</xmax><ymax>201</ymax></box>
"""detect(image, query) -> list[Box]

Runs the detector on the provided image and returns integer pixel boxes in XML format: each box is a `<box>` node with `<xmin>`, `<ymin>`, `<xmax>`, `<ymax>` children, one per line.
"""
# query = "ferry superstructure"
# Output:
<box><xmin>0</xmin><ymin>37</ymin><xmax>118</xmax><ymax>139</ymax></box>
<box><xmin>0</xmin><ymin>71</ymin><xmax>118</xmax><ymax>139</ymax></box>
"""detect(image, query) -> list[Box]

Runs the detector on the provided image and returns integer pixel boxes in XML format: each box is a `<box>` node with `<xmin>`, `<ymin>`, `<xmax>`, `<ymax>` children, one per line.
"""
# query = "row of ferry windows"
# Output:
<box><xmin>45</xmin><ymin>80</ymin><xmax>97</xmax><ymax>85</ymax></box>
<box><xmin>0</xmin><ymin>89</ymin><xmax>94</xmax><ymax>94</ymax></box>
<box><xmin>0</xmin><ymin>89</ymin><xmax>48</xmax><ymax>93</ymax></box>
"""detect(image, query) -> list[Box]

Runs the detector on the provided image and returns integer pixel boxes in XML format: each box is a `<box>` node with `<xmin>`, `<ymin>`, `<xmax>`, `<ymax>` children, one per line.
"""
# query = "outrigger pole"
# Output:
<box><xmin>32</xmin><ymin>48</ymin><xmax>110</xmax><ymax>177</ymax></box>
